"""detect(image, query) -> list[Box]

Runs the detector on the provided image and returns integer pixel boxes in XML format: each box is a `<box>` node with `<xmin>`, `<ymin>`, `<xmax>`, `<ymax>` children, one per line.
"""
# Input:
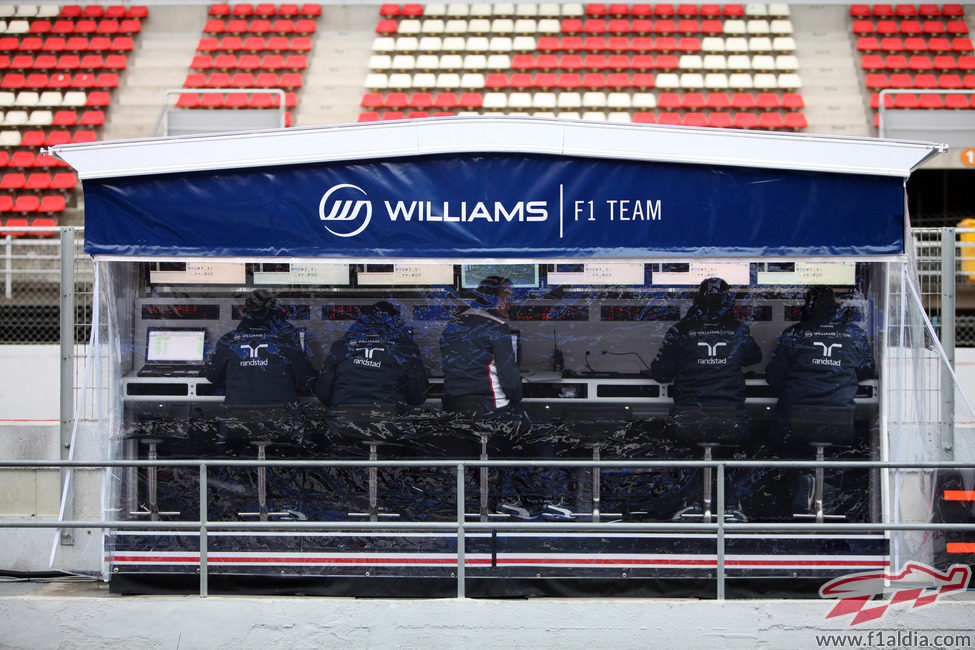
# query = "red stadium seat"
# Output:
<box><xmin>175</xmin><ymin>93</ymin><xmax>200</xmax><ymax>108</ymax></box>
<box><xmin>631</xmin><ymin>72</ymin><xmax>654</xmax><ymax>88</ymax></box>
<box><xmin>733</xmin><ymin>112</ymin><xmax>758</xmax><ymax>128</ymax></box>
<box><xmin>783</xmin><ymin>113</ymin><xmax>807</xmax><ymax>130</ymax></box>
<box><xmin>0</xmin><ymin>197</ymin><xmax>13</xmax><ymax>213</ymax></box>
<box><xmin>682</xmin><ymin>91</ymin><xmax>705</xmax><ymax>109</ymax></box>
<box><xmin>1</xmin><ymin>217</ymin><xmax>30</xmax><ymax>236</ymax></box>
<box><xmin>632</xmin><ymin>111</ymin><xmax>655</xmax><ymax>123</ymax></box>
<box><xmin>657</xmin><ymin>92</ymin><xmax>681</xmax><ymax>109</ymax></box>
<box><xmin>781</xmin><ymin>93</ymin><xmax>805</xmax><ymax>110</ymax></box>
<box><xmin>560</xmin><ymin>36</ymin><xmax>583</xmax><ymax>51</ymax></box>
<box><xmin>731</xmin><ymin>92</ymin><xmax>754</xmax><ymax>109</ymax></box>
<box><xmin>953</xmin><ymin>38</ymin><xmax>974</xmax><ymax>53</ymax></box>
<box><xmin>0</xmin><ymin>174</ymin><xmax>26</xmax><ymax>191</ymax></box>
<box><xmin>52</xmin><ymin>110</ymin><xmax>78</xmax><ymax>126</ymax></box>
<box><xmin>26</xmin><ymin>172</ymin><xmax>52</xmax><ymax>190</ymax></box>
<box><xmin>459</xmin><ymin>92</ymin><xmax>483</xmax><ymax>109</ymax></box>
<box><xmin>71</xmin><ymin>130</ymin><xmax>96</xmax><ymax>143</ymax></box>
<box><xmin>224</xmin><ymin>92</ymin><xmax>248</xmax><ymax>108</ymax></box>
<box><xmin>184</xmin><ymin>72</ymin><xmax>207</xmax><ymax>88</ymax></box>
<box><xmin>230</xmin><ymin>71</ymin><xmax>255</xmax><ymax>87</ymax></box>
<box><xmin>80</xmin><ymin>54</ymin><xmax>105</xmax><ymax>69</ymax></box>
<box><xmin>879</xmin><ymin>36</ymin><xmax>904</xmax><ymax>52</ymax></box>
<box><xmin>46</xmin><ymin>130</ymin><xmax>72</xmax><ymax>145</ymax></box>
<box><xmin>758</xmin><ymin>112</ymin><xmax>783</xmax><ymax>129</ymax></box>
<box><xmin>13</xmin><ymin>197</ymin><xmax>41</xmax><ymax>216</ymax></box>
<box><xmin>707</xmin><ymin>111</ymin><xmax>733</xmax><ymax>128</ymax></box>
<box><xmin>560</xmin><ymin>54</ymin><xmax>582</xmax><ymax>70</ymax></box>
<box><xmin>80</xmin><ymin>110</ymin><xmax>105</xmax><ymax>126</ymax></box>
<box><xmin>944</xmin><ymin>93</ymin><xmax>969</xmax><ymax>108</ymax></box>
<box><xmin>110</xmin><ymin>36</ymin><xmax>134</xmax><ymax>51</ymax></box>
<box><xmin>919</xmin><ymin>92</ymin><xmax>944</xmax><ymax>108</ymax></box>
<box><xmin>30</xmin><ymin>216</ymin><xmax>58</xmax><ymax>232</ymax></box>
<box><xmin>893</xmin><ymin>92</ymin><xmax>918</xmax><ymax>108</ymax></box>
<box><xmin>657</xmin><ymin>112</ymin><xmax>681</xmax><ymax>125</ymax></box>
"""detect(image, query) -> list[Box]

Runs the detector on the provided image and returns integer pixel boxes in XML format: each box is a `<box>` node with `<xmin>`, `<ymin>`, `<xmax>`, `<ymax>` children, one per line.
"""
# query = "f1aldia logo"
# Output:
<box><xmin>319</xmin><ymin>183</ymin><xmax>372</xmax><ymax>238</ymax></box>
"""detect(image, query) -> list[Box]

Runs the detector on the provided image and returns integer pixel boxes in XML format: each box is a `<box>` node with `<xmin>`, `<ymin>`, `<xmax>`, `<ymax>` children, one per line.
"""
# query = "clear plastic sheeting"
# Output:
<box><xmin>90</xmin><ymin>257</ymin><xmax>923</xmax><ymax>595</ymax></box>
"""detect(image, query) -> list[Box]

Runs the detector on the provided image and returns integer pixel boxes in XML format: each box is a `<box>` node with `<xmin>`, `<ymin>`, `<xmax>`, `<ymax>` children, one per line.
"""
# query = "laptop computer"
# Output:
<box><xmin>137</xmin><ymin>327</ymin><xmax>207</xmax><ymax>377</ymax></box>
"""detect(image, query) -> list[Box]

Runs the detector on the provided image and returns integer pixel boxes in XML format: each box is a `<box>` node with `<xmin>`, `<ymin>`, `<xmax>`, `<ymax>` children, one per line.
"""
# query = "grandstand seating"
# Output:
<box><xmin>176</xmin><ymin>2</ymin><xmax>318</xmax><ymax>124</ymax></box>
<box><xmin>0</xmin><ymin>4</ymin><xmax>147</xmax><ymax>236</ymax></box>
<box><xmin>849</xmin><ymin>3</ymin><xmax>973</xmax><ymax>126</ymax></box>
<box><xmin>360</xmin><ymin>2</ymin><xmax>808</xmax><ymax>127</ymax></box>
<box><xmin>1</xmin><ymin>2</ymin><xmax>974</xmax><ymax>234</ymax></box>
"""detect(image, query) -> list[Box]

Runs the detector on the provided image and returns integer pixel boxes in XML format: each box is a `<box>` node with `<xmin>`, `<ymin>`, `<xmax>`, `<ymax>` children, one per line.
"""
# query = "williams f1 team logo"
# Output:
<box><xmin>820</xmin><ymin>561</ymin><xmax>970</xmax><ymax>625</ymax></box>
<box><xmin>319</xmin><ymin>183</ymin><xmax>372</xmax><ymax>238</ymax></box>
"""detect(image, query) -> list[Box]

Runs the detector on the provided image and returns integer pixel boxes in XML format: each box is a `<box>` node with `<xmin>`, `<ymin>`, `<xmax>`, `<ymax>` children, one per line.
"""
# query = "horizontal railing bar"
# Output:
<box><xmin>3</xmin><ymin>520</ymin><xmax>975</xmax><ymax>533</ymax></box>
<box><xmin>2</xmin><ymin>459</ymin><xmax>974</xmax><ymax>469</ymax></box>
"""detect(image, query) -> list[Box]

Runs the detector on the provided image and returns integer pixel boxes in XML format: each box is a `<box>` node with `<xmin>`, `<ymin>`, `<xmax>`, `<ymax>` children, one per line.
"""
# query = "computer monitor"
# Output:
<box><xmin>144</xmin><ymin>327</ymin><xmax>207</xmax><ymax>365</ymax></box>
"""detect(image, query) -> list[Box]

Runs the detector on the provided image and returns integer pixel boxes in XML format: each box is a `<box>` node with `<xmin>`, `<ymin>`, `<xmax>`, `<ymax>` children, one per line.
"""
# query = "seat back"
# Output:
<box><xmin>669</xmin><ymin>406</ymin><xmax>740</xmax><ymax>445</ymax></box>
<box><xmin>789</xmin><ymin>405</ymin><xmax>855</xmax><ymax>446</ymax></box>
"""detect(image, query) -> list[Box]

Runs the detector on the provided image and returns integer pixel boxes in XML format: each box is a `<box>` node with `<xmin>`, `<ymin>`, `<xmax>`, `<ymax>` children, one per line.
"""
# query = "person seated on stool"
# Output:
<box><xmin>315</xmin><ymin>301</ymin><xmax>430</xmax><ymax>519</ymax></box>
<box><xmin>440</xmin><ymin>276</ymin><xmax>562</xmax><ymax>519</ymax></box>
<box><xmin>651</xmin><ymin>277</ymin><xmax>762</xmax><ymax>520</ymax></box>
<box><xmin>315</xmin><ymin>300</ymin><xmax>429</xmax><ymax>415</ymax></box>
<box><xmin>204</xmin><ymin>289</ymin><xmax>317</xmax><ymax>517</ymax></box>
<box><xmin>205</xmin><ymin>289</ymin><xmax>317</xmax><ymax>445</ymax></box>
<box><xmin>765</xmin><ymin>286</ymin><xmax>876</xmax><ymax>517</ymax></box>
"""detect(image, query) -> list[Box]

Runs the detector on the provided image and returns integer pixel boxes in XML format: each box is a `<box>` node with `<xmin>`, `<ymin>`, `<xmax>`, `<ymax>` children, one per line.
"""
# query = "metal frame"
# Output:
<box><xmin>2</xmin><ymin>457</ymin><xmax>974</xmax><ymax>600</ymax></box>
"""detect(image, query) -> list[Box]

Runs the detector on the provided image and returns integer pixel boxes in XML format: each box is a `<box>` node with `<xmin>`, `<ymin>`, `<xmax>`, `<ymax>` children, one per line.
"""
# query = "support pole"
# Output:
<box><xmin>59</xmin><ymin>227</ymin><xmax>75</xmax><ymax>545</ymax></box>
<box><xmin>941</xmin><ymin>228</ymin><xmax>956</xmax><ymax>460</ymax></box>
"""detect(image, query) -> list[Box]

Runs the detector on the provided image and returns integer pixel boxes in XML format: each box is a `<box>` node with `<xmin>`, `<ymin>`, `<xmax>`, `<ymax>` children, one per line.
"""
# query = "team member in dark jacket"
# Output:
<box><xmin>204</xmin><ymin>290</ymin><xmax>317</xmax><ymax>516</ymax></box>
<box><xmin>440</xmin><ymin>276</ymin><xmax>563</xmax><ymax>518</ymax></box>
<box><xmin>315</xmin><ymin>301</ymin><xmax>429</xmax><ymax>410</ymax></box>
<box><xmin>765</xmin><ymin>287</ymin><xmax>875</xmax><ymax>516</ymax></box>
<box><xmin>651</xmin><ymin>277</ymin><xmax>762</xmax><ymax>423</ymax></box>
<box><xmin>439</xmin><ymin>276</ymin><xmax>521</xmax><ymax>415</ymax></box>
<box><xmin>765</xmin><ymin>286</ymin><xmax>875</xmax><ymax>432</ymax></box>
<box><xmin>205</xmin><ymin>290</ymin><xmax>316</xmax><ymax>406</ymax></box>
<box><xmin>650</xmin><ymin>277</ymin><xmax>762</xmax><ymax>521</ymax></box>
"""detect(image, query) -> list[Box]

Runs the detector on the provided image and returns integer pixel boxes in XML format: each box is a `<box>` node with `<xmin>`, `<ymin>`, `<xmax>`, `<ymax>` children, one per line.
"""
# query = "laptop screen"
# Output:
<box><xmin>145</xmin><ymin>327</ymin><xmax>207</xmax><ymax>364</ymax></box>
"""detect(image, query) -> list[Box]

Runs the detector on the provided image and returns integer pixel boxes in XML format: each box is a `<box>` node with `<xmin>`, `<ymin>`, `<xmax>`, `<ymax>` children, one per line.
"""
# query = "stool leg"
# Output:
<box><xmin>592</xmin><ymin>446</ymin><xmax>601</xmax><ymax>523</ymax></box>
<box><xmin>479</xmin><ymin>434</ymin><xmax>489</xmax><ymax>522</ymax></box>
<box><xmin>814</xmin><ymin>445</ymin><xmax>825</xmax><ymax>524</ymax></box>
<box><xmin>146</xmin><ymin>442</ymin><xmax>159</xmax><ymax>521</ymax></box>
<box><xmin>256</xmin><ymin>442</ymin><xmax>268</xmax><ymax>522</ymax></box>
<box><xmin>702</xmin><ymin>445</ymin><xmax>713</xmax><ymax>523</ymax></box>
<box><xmin>369</xmin><ymin>442</ymin><xmax>379</xmax><ymax>522</ymax></box>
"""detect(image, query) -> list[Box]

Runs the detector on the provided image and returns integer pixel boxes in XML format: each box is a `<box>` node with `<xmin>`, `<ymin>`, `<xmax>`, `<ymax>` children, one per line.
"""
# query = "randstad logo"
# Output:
<box><xmin>319</xmin><ymin>183</ymin><xmax>372</xmax><ymax>238</ymax></box>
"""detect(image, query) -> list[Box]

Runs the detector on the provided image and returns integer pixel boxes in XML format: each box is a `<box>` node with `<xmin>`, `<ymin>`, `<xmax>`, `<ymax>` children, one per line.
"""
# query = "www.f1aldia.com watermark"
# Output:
<box><xmin>819</xmin><ymin>561</ymin><xmax>971</xmax><ymax>626</ymax></box>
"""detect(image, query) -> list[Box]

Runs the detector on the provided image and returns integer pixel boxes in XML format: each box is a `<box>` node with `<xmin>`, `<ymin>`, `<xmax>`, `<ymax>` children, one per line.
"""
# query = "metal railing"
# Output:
<box><xmin>2</xmin><ymin>456</ymin><xmax>974</xmax><ymax>599</ymax></box>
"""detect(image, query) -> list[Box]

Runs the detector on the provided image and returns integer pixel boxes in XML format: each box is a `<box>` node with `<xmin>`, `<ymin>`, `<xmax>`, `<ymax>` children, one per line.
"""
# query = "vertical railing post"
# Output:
<box><xmin>199</xmin><ymin>462</ymin><xmax>208</xmax><ymax>598</ymax></box>
<box><xmin>456</xmin><ymin>463</ymin><xmax>466</xmax><ymax>599</ymax></box>
<box><xmin>4</xmin><ymin>234</ymin><xmax>12</xmax><ymax>299</ymax></box>
<box><xmin>59</xmin><ymin>227</ymin><xmax>75</xmax><ymax>545</ymax></box>
<box><xmin>941</xmin><ymin>227</ymin><xmax>956</xmax><ymax>460</ymax></box>
<box><xmin>716</xmin><ymin>462</ymin><xmax>726</xmax><ymax>600</ymax></box>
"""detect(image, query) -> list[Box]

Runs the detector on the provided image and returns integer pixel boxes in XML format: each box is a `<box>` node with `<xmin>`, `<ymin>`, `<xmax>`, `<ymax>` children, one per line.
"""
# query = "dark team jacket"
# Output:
<box><xmin>204</xmin><ymin>315</ymin><xmax>317</xmax><ymax>406</ymax></box>
<box><xmin>439</xmin><ymin>307</ymin><xmax>522</xmax><ymax>412</ymax></box>
<box><xmin>765</xmin><ymin>307</ymin><xmax>875</xmax><ymax>414</ymax></box>
<box><xmin>315</xmin><ymin>316</ymin><xmax>429</xmax><ymax>408</ymax></box>
<box><xmin>651</xmin><ymin>313</ymin><xmax>762</xmax><ymax>411</ymax></box>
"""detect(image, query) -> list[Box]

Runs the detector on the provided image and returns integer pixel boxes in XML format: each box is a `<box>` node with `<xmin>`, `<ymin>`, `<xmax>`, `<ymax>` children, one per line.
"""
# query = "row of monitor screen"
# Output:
<box><xmin>148</xmin><ymin>261</ymin><xmax>858</xmax><ymax>288</ymax></box>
